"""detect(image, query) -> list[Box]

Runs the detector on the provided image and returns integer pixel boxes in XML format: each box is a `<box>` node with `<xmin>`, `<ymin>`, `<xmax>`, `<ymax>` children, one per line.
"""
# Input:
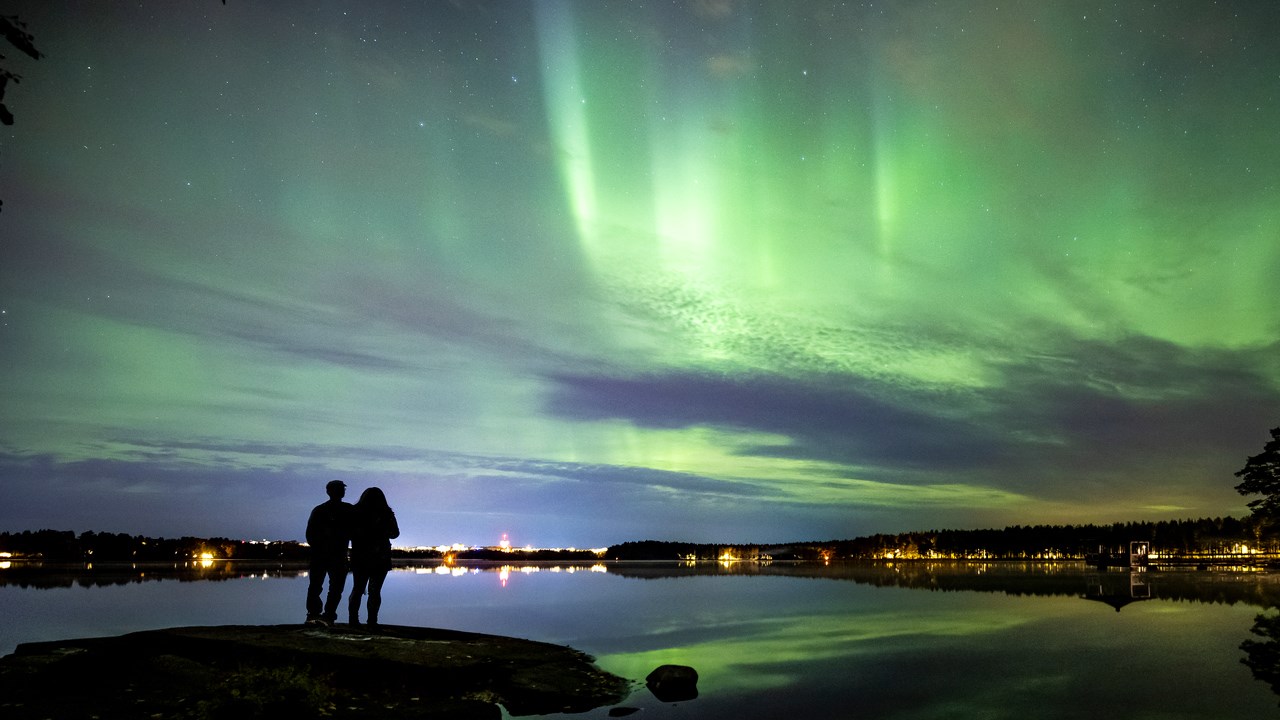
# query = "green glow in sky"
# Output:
<box><xmin>1</xmin><ymin>1</ymin><xmax>1277</xmax><ymax>545</ymax></box>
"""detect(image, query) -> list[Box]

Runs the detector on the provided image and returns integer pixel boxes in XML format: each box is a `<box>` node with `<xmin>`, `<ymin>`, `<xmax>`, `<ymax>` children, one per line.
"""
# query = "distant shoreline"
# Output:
<box><xmin>3</xmin><ymin>555</ymin><xmax>1277</xmax><ymax>572</ymax></box>
<box><xmin>4</xmin><ymin>516</ymin><xmax>1276</xmax><ymax>565</ymax></box>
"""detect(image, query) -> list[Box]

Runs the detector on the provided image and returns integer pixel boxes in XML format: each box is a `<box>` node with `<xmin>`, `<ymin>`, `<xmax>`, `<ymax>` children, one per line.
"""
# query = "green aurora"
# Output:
<box><xmin>1</xmin><ymin>1</ymin><xmax>1278</xmax><ymax>546</ymax></box>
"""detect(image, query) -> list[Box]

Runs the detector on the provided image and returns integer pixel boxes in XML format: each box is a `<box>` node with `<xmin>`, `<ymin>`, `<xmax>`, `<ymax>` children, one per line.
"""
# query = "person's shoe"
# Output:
<box><xmin>320</xmin><ymin>614</ymin><xmax>337</xmax><ymax>627</ymax></box>
<box><xmin>349</xmin><ymin>615</ymin><xmax>362</xmax><ymax>626</ymax></box>
<box><xmin>304</xmin><ymin>614</ymin><xmax>323</xmax><ymax>626</ymax></box>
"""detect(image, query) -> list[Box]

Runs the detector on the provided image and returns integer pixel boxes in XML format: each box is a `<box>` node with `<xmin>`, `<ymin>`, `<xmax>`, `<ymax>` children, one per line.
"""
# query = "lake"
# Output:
<box><xmin>3</xmin><ymin>560</ymin><xmax>1280</xmax><ymax>718</ymax></box>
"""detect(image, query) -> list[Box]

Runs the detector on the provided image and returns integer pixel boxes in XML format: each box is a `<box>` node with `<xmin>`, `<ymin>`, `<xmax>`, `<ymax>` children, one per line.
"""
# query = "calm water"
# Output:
<box><xmin>3</xmin><ymin>561</ymin><xmax>1280</xmax><ymax>719</ymax></box>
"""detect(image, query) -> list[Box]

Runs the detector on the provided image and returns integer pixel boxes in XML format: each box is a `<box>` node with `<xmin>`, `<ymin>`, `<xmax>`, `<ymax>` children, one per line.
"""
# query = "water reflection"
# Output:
<box><xmin>5</xmin><ymin>560</ymin><xmax>1280</xmax><ymax>716</ymax></box>
<box><xmin>603</xmin><ymin>561</ymin><xmax>1280</xmax><ymax>608</ymax></box>
<box><xmin>581</xmin><ymin>564</ymin><xmax>1280</xmax><ymax>718</ymax></box>
<box><xmin>1242</xmin><ymin>610</ymin><xmax>1280</xmax><ymax>701</ymax></box>
<box><xmin>1082</xmin><ymin>569</ymin><xmax>1151</xmax><ymax>612</ymax></box>
<box><xmin>418</xmin><ymin>562</ymin><xmax>609</xmax><ymax>582</ymax></box>
<box><xmin>6</xmin><ymin>558</ymin><xmax>1280</xmax><ymax>605</ymax></box>
<box><xmin>0</xmin><ymin>560</ymin><xmax>307</xmax><ymax>588</ymax></box>
<box><xmin>0</xmin><ymin>560</ymin><xmax>616</xmax><ymax>590</ymax></box>
<box><xmin>388</xmin><ymin>560</ymin><xmax>1280</xmax><ymax>714</ymax></box>
<box><xmin>590</xmin><ymin>561</ymin><xmax>1280</xmax><ymax>715</ymax></box>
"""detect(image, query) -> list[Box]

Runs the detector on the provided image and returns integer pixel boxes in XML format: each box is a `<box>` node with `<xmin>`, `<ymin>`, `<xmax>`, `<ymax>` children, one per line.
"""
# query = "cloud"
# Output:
<box><xmin>544</xmin><ymin>369</ymin><xmax>999</xmax><ymax>472</ymax></box>
<box><xmin>542</xmin><ymin>327</ymin><xmax>1280</xmax><ymax>513</ymax></box>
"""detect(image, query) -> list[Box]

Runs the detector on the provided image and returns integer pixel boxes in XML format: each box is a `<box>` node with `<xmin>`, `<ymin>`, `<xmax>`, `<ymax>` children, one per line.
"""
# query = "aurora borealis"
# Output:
<box><xmin>2</xmin><ymin>1</ymin><xmax>1278</xmax><ymax>547</ymax></box>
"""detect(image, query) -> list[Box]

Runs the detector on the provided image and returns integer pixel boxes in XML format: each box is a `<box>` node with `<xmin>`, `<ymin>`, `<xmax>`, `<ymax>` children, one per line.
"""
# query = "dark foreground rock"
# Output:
<box><xmin>0</xmin><ymin>624</ymin><xmax>633</xmax><ymax>719</ymax></box>
<box><xmin>645</xmin><ymin>664</ymin><xmax>699</xmax><ymax>702</ymax></box>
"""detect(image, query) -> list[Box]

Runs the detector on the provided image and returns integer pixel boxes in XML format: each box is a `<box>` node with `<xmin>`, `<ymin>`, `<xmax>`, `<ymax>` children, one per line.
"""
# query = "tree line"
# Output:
<box><xmin>0</xmin><ymin>529</ymin><xmax>310</xmax><ymax>562</ymax></box>
<box><xmin>0</xmin><ymin>530</ymin><xmax>602</xmax><ymax>563</ymax></box>
<box><xmin>604</xmin><ymin>516</ymin><xmax>1275</xmax><ymax>561</ymax></box>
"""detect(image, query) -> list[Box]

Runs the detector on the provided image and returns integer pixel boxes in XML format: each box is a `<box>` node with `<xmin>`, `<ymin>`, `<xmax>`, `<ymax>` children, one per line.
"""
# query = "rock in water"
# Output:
<box><xmin>645</xmin><ymin>663</ymin><xmax>699</xmax><ymax>702</ymax></box>
<box><xmin>0</xmin><ymin>624</ymin><xmax>631</xmax><ymax>719</ymax></box>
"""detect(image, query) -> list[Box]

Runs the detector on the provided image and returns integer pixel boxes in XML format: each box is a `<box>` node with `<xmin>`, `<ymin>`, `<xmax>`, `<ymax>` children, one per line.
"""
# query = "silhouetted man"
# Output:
<box><xmin>305</xmin><ymin>479</ymin><xmax>353</xmax><ymax>626</ymax></box>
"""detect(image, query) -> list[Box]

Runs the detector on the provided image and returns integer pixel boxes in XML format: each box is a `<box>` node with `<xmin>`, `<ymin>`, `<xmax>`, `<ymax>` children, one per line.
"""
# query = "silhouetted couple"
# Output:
<box><xmin>305</xmin><ymin>479</ymin><xmax>400</xmax><ymax>627</ymax></box>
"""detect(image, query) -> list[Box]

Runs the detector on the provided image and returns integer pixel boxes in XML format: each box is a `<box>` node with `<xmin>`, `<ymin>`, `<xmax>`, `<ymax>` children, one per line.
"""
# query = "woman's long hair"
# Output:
<box><xmin>356</xmin><ymin>487</ymin><xmax>390</xmax><ymax>512</ymax></box>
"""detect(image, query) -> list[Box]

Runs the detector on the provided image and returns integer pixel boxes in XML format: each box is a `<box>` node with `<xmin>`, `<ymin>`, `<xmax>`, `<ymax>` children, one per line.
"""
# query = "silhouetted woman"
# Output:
<box><xmin>348</xmin><ymin>487</ymin><xmax>400</xmax><ymax>626</ymax></box>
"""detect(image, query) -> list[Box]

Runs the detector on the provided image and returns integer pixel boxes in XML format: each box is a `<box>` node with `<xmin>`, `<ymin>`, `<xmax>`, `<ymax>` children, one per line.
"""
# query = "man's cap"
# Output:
<box><xmin>326</xmin><ymin>479</ymin><xmax>346</xmax><ymax>490</ymax></box>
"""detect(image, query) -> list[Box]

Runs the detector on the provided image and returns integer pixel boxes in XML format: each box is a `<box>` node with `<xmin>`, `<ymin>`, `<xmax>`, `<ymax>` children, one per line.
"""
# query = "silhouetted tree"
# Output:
<box><xmin>1242</xmin><ymin>611</ymin><xmax>1280</xmax><ymax>705</ymax></box>
<box><xmin>1</xmin><ymin>13</ymin><xmax>42</xmax><ymax>213</ymax></box>
<box><xmin>1</xmin><ymin>14</ymin><xmax>41</xmax><ymax>125</ymax></box>
<box><xmin>1236</xmin><ymin>427</ymin><xmax>1280</xmax><ymax>521</ymax></box>
<box><xmin>2</xmin><ymin>5</ymin><xmax>230</xmax><ymax>212</ymax></box>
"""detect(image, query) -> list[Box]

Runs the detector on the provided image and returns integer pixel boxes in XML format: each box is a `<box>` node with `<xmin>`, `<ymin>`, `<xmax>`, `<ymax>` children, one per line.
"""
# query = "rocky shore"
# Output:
<box><xmin>0</xmin><ymin>624</ymin><xmax>634</xmax><ymax>719</ymax></box>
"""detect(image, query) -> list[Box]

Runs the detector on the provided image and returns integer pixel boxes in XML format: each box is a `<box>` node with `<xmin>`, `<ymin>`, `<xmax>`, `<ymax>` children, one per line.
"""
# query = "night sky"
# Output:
<box><xmin>2</xmin><ymin>1</ymin><xmax>1278</xmax><ymax>548</ymax></box>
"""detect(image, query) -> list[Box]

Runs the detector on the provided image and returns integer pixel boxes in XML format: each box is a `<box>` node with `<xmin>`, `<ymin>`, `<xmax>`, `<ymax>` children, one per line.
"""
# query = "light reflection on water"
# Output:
<box><xmin>3</xmin><ymin>561</ymin><xmax>1279</xmax><ymax>719</ymax></box>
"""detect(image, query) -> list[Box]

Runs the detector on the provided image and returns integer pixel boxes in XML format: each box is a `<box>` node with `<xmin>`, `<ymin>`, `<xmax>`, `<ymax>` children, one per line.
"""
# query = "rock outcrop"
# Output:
<box><xmin>0</xmin><ymin>624</ymin><xmax>632</xmax><ymax>719</ymax></box>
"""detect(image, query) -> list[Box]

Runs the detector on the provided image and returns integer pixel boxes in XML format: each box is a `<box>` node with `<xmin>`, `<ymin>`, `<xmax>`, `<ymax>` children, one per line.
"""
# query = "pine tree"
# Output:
<box><xmin>1235</xmin><ymin>427</ymin><xmax>1280</xmax><ymax>518</ymax></box>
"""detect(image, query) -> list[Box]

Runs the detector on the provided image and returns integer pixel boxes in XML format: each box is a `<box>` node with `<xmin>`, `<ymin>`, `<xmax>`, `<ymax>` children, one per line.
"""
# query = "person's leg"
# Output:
<box><xmin>322</xmin><ymin>565</ymin><xmax>347</xmax><ymax>623</ymax></box>
<box><xmin>348</xmin><ymin>571</ymin><xmax>369</xmax><ymax>625</ymax></box>
<box><xmin>367</xmin><ymin>569</ymin><xmax>388</xmax><ymax>625</ymax></box>
<box><xmin>305</xmin><ymin>561</ymin><xmax>327</xmax><ymax>620</ymax></box>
